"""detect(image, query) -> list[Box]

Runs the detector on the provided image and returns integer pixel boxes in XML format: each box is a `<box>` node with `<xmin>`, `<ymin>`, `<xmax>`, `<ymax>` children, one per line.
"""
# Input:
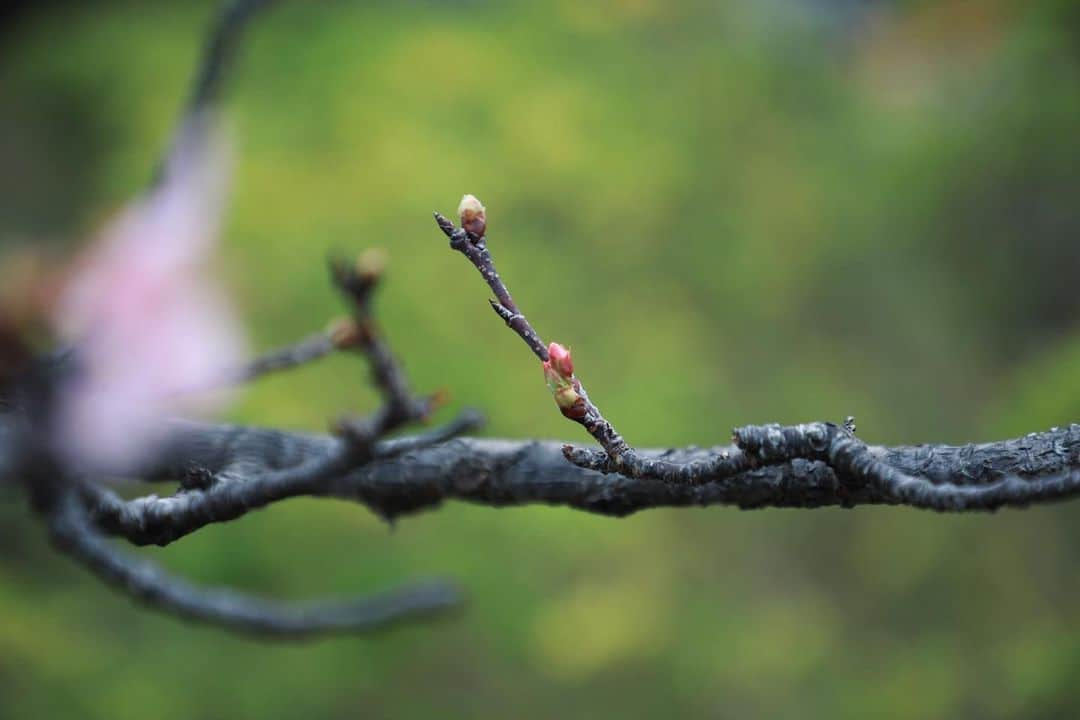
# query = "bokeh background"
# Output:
<box><xmin>2</xmin><ymin>0</ymin><xmax>1080</xmax><ymax>717</ymax></box>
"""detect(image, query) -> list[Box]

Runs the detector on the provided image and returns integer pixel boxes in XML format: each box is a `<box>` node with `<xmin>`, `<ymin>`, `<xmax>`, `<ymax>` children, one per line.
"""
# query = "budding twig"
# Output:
<box><xmin>435</xmin><ymin>197</ymin><xmax>638</xmax><ymax>467</ymax></box>
<box><xmin>433</xmin><ymin>206</ymin><xmax>546</xmax><ymax>360</ymax></box>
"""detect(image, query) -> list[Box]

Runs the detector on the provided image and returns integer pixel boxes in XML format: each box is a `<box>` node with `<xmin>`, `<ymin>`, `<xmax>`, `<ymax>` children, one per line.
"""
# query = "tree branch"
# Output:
<box><xmin>229</xmin><ymin>330</ymin><xmax>338</xmax><ymax>383</ymax></box>
<box><xmin>48</xmin><ymin>491</ymin><xmax>460</xmax><ymax>638</ymax></box>
<box><xmin>80</xmin><ymin>411</ymin><xmax>483</xmax><ymax>546</ymax></box>
<box><xmin>434</xmin><ymin>204</ymin><xmax>634</xmax><ymax>464</ymax></box>
<box><xmin>8</xmin><ymin>0</ymin><xmax>1079</xmax><ymax>644</ymax></box>
<box><xmin>73</xmin><ymin>421</ymin><xmax>1080</xmax><ymax>535</ymax></box>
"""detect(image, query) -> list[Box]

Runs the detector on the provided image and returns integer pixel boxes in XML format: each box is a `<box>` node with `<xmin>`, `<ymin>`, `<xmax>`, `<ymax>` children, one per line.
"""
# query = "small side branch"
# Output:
<box><xmin>229</xmin><ymin>329</ymin><xmax>339</xmax><ymax>383</ymax></box>
<box><xmin>329</xmin><ymin>252</ymin><xmax>438</xmax><ymax>448</ymax></box>
<box><xmin>48</xmin><ymin>491</ymin><xmax>460</xmax><ymax>638</ymax></box>
<box><xmin>434</xmin><ymin>202</ymin><xmax>635</xmax><ymax>464</ymax></box>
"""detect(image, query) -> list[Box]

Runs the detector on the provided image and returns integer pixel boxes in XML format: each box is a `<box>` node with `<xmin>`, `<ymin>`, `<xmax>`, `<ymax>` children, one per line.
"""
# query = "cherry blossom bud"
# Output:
<box><xmin>553</xmin><ymin>384</ymin><xmax>585</xmax><ymax>418</ymax></box>
<box><xmin>557</xmin><ymin>382</ymin><xmax>583</xmax><ymax>410</ymax></box>
<box><xmin>457</xmin><ymin>194</ymin><xmax>487</xmax><ymax>238</ymax></box>
<box><xmin>327</xmin><ymin>317</ymin><xmax>363</xmax><ymax>349</ymax></box>
<box><xmin>355</xmin><ymin>247</ymin><xmax>388</xmax><ymax>281</ymax></box>
<box><xmin>547</xmin><ymin>342</ymin><xmax>574</xmax><ymax>378</ymax></box>
<box><xmin>542</xmin><ymin>342</ymin><xmax>586</xmax><ymax>420</ymax></box>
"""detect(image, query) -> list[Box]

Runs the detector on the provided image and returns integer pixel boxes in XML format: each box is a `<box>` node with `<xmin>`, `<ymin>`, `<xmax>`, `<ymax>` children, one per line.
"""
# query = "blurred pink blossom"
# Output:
<box><xmin>54</xmin><ymin>126</ymin><xmax>246</xmax><ymax>473</ymax></box>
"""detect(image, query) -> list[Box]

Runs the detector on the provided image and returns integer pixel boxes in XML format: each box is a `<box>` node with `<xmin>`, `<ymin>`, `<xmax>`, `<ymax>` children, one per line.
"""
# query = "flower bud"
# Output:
<box><xmin>327</xmin><ymin>317</ymin><xmax>363</xmax><ymax>349</ymax></box>
<box><xmin>547</xmin><ymin>342</ymin><xmax>574</xmax><ymax>378</ymax></box>
<box><xmin>457</xmin><ymin>194</ymin><xmax>487</xmax><ymax>237</ymax></box>
<box><xmin>553</xmin><ymin>384</ymin><xmax>581</xmax><ymax>411</ymax></box>
<box><xmin>556</xmin><ymin>380</ymin><xmax>587</xmax><ymax>419</ymax></box>
<box><xmin>543</xmin><ymin>352</ymin><xmax>587</xmax><ymax>420</ymax></box>
<box><xmin>355</xmin><ymin>247</ymin><xmax>388</xmax><ymax>281</ymax></box>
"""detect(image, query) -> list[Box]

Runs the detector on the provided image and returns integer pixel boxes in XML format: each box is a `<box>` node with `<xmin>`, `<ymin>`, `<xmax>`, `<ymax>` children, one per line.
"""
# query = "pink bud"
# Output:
<box><xmin>547</xmin><ymin>342</ymin><xmax>574</xmax><ymax>378</ymax></box>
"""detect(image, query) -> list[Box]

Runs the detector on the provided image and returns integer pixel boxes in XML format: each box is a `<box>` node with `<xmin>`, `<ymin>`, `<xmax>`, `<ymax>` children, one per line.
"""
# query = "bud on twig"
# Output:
<box><xmin>542</xmin><ymin>342</ymin><xmax>586</xmax><ymax>420</ymax></box>
<box><xmin>355</xmin><ymin>248</ymin><xmax>388</xmax><ymax>281</ymax></box>
<box><xmin>457</xmin><ymin>194</ymin><xmax>487</xmax><ymax>238</ymax></box>
<box><xmin>327</xmin><ymin>317</ymin><xmax>364</xmax><ymax>349</ymax></box>
<box><xmin>547</xmin><ymin>342</ymin><xmax>574</xmax><ymax>377</ymax></box>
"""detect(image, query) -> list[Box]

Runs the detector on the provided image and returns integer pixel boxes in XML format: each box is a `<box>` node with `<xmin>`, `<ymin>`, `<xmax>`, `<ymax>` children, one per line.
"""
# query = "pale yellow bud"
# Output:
<box><xmin>457</xmin><ymin>194</ymin><xmax>487</xmax><ymax>237</ymax></box>
<box><xmin>355</xmin><ymin>247</ymin><xmax>388</xmax><ymax>280</ymax></box>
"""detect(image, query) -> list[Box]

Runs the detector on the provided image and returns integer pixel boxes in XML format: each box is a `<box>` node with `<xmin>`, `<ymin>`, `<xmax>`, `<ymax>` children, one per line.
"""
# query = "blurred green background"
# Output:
<box><xmin>2</xmin><ymin>0</ymin><xmax>1080</xmax><ymax>717</ymax></box>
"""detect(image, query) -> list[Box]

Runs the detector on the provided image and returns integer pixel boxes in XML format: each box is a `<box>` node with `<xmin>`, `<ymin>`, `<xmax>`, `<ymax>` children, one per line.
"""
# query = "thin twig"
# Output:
<box><xmin>184</xmin><ymin>0</ymin><xmax>280</xmax><ymax>116</ymax></box>
<box><xmin>434</xmin><ymin>207</ymin><xmax>635</xmax><ymax>465</ymax></box>
<box><xmin>329</xmin><ymin>253</ymin><xmax>439</xmax><ymax>450</ymax></box>
<box><xmin>231</xmin><ymin>330</ymin><xmax>338</xmax><ymax>383</ymax></box>
<box><xmin>372</xmin><ymin>408</ymin><xmax>485</xmax><ymax>459</ymax></box>
<box><xmin>154</xmin><ymin>0</ymin><xmax>280</xmax><ymax>185</ymax></box>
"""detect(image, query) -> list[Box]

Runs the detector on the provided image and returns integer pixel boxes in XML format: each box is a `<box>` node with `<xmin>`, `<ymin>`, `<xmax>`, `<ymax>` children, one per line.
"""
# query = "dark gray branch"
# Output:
<box><xmin>734</xmin><ymin>421</ymin><xmax>1080</xmax><ymax>511</ymax></box>
<box><xmin>82</xmin><ymin>411</ymin><xmax>484</xmax><ymax>546</ymax></box>
<box><xmin>230</xmin><ymin>330</ymin><xmax>338</xmax><ymax>383</ymax></box>
<box><xmin>48</xmin><ymin>491</ymin><xmax>460</xmax><ymax>638</ymax></box>
<box><xmin>184</xmin><ymin>0</ymin><xmax>279</xmax><ymax>116</ymax></box>
<box><xmin>76</xmin><ymin>421</ymin><xmax>1080</xmax><ymax>548</ymax></box>
<box><xmin>434</xmin><ymin>209</ymin><xmax>634</xmax><ymax>462</ymax></box>
<box><xmin>153</xmin><ymin>0</ymin><xmax>280</xmax><ymax>187</ymax></box>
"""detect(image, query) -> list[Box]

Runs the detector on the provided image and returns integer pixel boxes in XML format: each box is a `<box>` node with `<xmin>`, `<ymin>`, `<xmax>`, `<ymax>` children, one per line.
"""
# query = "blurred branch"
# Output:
<box><xmin>79</xmin><ymin>410</ymin><xmax>483</xmax><ymax>546</ymax></box>
<box><xmin>328</xmin><ymin>251</ymin><xmax>440</xmax><ymax>440</ymax></box>
<box><xmin>48</xmin><ymin>491</ymin><xmax>460</xmax><ymax>638</ymax></box>
<box><xmin>184</xmin><ymin>0</ymin><xmax>279</xmax><ymax>117</ymax></box>
<box><xmin>154</xmin><ymin>0</ymin><xmax>280</xmax><ymax>184</ymax></box>
<box><xmin>228</xmin><ymin>329</ymin><xmax>338</xmax><ymax>382</ymax></box>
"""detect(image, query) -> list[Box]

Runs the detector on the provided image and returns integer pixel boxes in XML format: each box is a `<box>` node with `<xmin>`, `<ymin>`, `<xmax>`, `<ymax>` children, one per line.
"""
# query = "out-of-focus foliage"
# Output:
<box><xmin>1</xmin><ymin>0</ymin><xmax>1078</xmax><ymax>717</ymax></box>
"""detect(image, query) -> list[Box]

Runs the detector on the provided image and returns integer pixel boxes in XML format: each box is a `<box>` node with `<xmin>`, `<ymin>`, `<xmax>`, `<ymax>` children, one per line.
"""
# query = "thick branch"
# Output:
<box><xmin>77</xmin><ymin>422</ymin><xmax>1080</xmax><ymax>532</ymax></box>
<box><xmin>83</xmin><ymin>411</ymin><xmax>483</xmax><ymax>546</ymax></box>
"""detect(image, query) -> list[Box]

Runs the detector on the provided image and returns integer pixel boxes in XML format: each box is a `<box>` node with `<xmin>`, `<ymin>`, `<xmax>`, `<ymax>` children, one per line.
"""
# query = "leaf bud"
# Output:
<box><xmin>457</xmin><ymin>194</ymin><xmax>487</xmax><ymax>238</ymax></box>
